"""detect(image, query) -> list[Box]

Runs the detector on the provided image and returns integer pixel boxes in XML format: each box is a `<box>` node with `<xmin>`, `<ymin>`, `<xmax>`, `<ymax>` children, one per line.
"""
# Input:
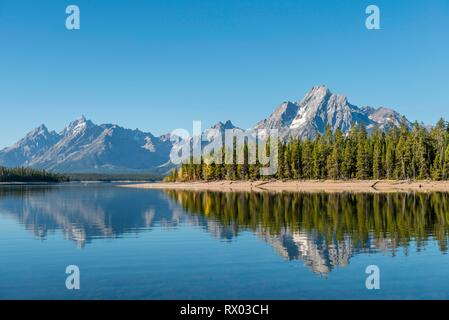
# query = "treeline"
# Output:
<box><xmin>0</xmin><ymin>167</ymin><xmax>69</xmax><ymax>183</ymax></box>
<box><xmin>166</xmin><ymin>118</ymin><xmax>449</xmax><ymax>181</ymax></box>
<box><xmin>68</xmin><ymin>172</ymin><xmax>163</xmax><ymax>182</ymax></box>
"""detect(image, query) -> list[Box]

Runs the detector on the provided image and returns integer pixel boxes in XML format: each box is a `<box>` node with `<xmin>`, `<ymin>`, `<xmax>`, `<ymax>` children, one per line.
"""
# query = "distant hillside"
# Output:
<box><xmin>0</xmin><ymin>167</ymin><xmax>69</xmax><ymax>183</ymax></box>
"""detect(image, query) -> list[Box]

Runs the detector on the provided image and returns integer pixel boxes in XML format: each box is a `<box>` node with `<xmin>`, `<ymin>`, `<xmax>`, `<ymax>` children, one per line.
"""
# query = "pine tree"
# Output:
<box><xmin>302</xmin><ymin>139</ymin><xmax>313</xmax><ymax>179</ymax></box>
<box><xmin>277</xmin><ymin>142</ymin><xmax>285</xmax><ymax>179</ymax></box>
<box><xmin>328</xmin><ymin>128</ymin><xmax>343</xmax><ymax>179</ymax></box>
<box><xmin>237</xmin><ymin>143</ymin><xmax>249</xmax><ymax>180</ymax></box>
<box><xmin>312</xmin><ymin>135</ymin><xmax>325</xmax><ymax>179</ymax></box>
<box><xmin>290</xmin><ymin>139</ymin><xmax>302</xmax><ymax>179</ymax></box>
<box><xmin>444</xmin><ymin>145</ymin><xmax>449</xmax><ymax>180</ymax></box>
<box><xmin>283</xmin><ymin>141</ymin><xmax>292</xmax><ymax>179</ymax></box>
<box><xmin>356</xmin><ymin>125</ymin><xmax>368</xmax><ymax>180</ymax></box>
<box><xmin>385</xmin><ymin>129</ymin><xmax>397</xmax><ymax>179</ymax></box>
<box><xmin>430</xmin><ymin>118</ymin><xmax>447</xmax><ymax>180</ymax></box>
<box><xmin>248</xmin><ymin>142</ymin><xmax>259</xmax><ymax>180</ymax></box>
<box><xmin>342</xmin><ymin>126</ymin><xmax>357</xmax><ymax>179</ymax></box>
<box><xmin>416</xmin><ymin>136</ymin><xmax>429</xmax><ymax>179</ymax></box>
<box><xmin>372</xmin><ymin>126</ymin><xmax>384</xmax><ymax>179</ymax></box>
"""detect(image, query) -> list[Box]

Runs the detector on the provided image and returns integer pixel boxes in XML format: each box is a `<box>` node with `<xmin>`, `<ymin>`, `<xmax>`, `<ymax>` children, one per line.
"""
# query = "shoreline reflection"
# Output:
<box><xmin>1</xmin><ymin>186</ymin><xmax>448</xmax><ymax>275</ymax></box>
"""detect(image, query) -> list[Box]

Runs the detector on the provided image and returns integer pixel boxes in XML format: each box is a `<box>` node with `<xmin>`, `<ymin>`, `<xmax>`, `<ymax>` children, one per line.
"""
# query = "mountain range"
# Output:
<box><xmin>0</xmin><ymin>85</ymin><xmax>411</xmax><ymax>173</ymax></box>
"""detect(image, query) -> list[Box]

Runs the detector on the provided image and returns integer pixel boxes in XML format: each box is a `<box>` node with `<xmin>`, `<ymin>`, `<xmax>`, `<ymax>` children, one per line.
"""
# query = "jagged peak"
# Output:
<box><xmin>224</xmin><ymin>120</ymin><xmax>235</xmax><ymax>128</ymax></box>
<box><xmin>297</xmin><ymin>85</ymin><xmax>333</xmax><ymax>109</ymax></box>
<box><xmin>361</xmin><ymin>106</ymin><xmax>377</xmax><ymax>114</ymax></box>
<box><xmin>22</xmin><ymin>124</ymin><xmax>54</xmax><ymax>140</ymax></box>
<box><xmin>30</xmin><ymin>124</ymin><xmax>48</xmax><ymax>134</ymax></box>
<box><xmin>299</xmin><ymin>86</ymin><xmax>354</xmax><ymax>111</ymax></box>
<box><xmin>64</xmin><ymin>116</ymin><xmax>94</xmax><ymax>132</ymax></box>
<box><xmin>59</xmin><ymin>120</ymin><xmax>88</xmax><ymax>138</ymax></box>
<box><xmin>263</xmin><ymin>101</ymin><xmax>299</xmax><ymax>119</ymax></box>
<box><xmin>211</xmin><ymin>120</ymin><xmax>237</xmax><ymax>130</ymax></box>
<box><xmin>376</xmin><ymin>106</ymin><xmax>396</xmax><ymax>113</ymax></box>
<box><xmin>274</xmin><ymin>101</ymin><xmax>298</xmax><ymax>111</ymax></box>
<box><xmin>305</xmin><ymin>85</ymin><xmax>331</xmax><ymax>97</ymax></box>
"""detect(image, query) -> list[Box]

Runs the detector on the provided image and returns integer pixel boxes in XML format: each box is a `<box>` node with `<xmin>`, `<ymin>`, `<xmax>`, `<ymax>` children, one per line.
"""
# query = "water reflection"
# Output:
<box><xmin>1</xmin><ymin>186</ymin><xmax>448</xmax><ymax>275</ymax></box>
<box><xmin>165</xmin><ymin>190</ymin><xmax>449</xmax><ymax>274</ymax></box>
<box><xmin>0</xmin><ymin>186</ymin><xmax>234</xmax><ymax>248</ymax></box>
<box><xmin>0</xmin><ymin>186</ymin><xmax>179</xmax><ymax>247</ymax></box>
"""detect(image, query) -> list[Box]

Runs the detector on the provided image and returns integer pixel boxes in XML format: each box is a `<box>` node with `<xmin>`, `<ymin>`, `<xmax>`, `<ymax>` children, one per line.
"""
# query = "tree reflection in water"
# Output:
<box><xmin>1</xmin><ymin>186</ymin><xmax>448</xmax><ymax>275</ymax></box>
<box><xmin>165</xmin><ymin>190</ymin><xmax>449</xmax><ymax>274</ymax></box>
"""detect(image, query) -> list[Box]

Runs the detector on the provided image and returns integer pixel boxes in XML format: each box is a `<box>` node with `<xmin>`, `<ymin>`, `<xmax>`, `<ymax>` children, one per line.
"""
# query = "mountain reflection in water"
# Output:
<box><xmin>165</xmin><ymin>190</ymin><xmax>449</xmax><ymax>275</ymax></box>
<box><xmin>1</xmin><ymin>186</ymin><xmax>448</xmax><ymax>275</ymax></box>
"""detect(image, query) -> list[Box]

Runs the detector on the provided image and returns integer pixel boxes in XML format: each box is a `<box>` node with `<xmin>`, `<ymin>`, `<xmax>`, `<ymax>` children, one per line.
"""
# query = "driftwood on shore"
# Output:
<box><xmin>120</xmin><ymin>180</ymin><xmax>449</xmax><ymax>193</ymax></box>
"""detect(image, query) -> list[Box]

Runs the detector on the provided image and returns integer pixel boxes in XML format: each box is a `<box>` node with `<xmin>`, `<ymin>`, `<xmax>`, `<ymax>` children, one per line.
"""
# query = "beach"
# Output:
<box><xmin>120</xmin><ymin>180</ymin><xmax>449</xmax><ymax>193</ymax></box>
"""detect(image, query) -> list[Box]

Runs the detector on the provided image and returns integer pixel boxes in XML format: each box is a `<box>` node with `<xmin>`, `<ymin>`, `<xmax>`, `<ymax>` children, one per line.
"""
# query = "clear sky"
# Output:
<box><xmin>0</xmin><ymin>0</ymin><xmax>448</xmax><ymax>148</ymax></box>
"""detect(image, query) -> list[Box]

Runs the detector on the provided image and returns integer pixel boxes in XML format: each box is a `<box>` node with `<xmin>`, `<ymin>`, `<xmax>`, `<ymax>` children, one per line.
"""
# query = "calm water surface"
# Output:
<box><xmin>1</xmin><ymin>184</ymin><xmax>449</xmax><ymax>299</ymax></box>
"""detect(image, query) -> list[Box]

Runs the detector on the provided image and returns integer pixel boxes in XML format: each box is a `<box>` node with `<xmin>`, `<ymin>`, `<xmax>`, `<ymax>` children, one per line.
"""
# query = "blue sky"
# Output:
<box><xmin>0</xmin><ymin>0</ymin><xmax>448</xmax><ymax>148</ymax></box>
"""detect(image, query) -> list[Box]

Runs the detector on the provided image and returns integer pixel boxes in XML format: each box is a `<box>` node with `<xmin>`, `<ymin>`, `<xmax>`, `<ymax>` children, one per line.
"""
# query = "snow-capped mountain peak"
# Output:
<box><xmin>255</xmin><ymin>86</ymin><xmax>410</xmax><ymax>139</ymax></box>
<box><xmin>211</xmin><ymin>120</ymin><xmax>237</xmax><ymax>131</ymax></box>
<box><xmin>254</xmin><ymin>101</ymin><xmax>300</xmax><ymax>130</ymax></box>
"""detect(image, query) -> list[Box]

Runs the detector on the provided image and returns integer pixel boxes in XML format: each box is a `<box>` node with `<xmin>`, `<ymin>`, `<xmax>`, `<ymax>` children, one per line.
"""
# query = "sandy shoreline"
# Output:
<box><xmin>119</xmin><ymin>180</ymin><xmax>449</xmax><ymax>193</ymax></box>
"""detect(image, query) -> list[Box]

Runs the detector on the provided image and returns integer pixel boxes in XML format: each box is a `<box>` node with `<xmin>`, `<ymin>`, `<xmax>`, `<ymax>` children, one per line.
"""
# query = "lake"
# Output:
<box><xmin>0</xmin><ymin>184</ymin><xmax>449</xmax><ymax>299</ymax></box>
